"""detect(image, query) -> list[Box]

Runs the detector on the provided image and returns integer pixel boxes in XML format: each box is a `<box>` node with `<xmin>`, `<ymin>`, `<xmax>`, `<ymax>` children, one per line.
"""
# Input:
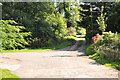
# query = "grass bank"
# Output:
<box><xmin>2</xmin><ymin>37</ymin><xmax>76</xmax><ymax>53</ymax></box>
<box><xmin>0</xmin><ymin>69</ymin><xmax>20</xmax><ymax>79</ymax></box>
<box><xmin>85</xmin><ymin>44</ymin><xmax>120</xmax><ymax>70</ymax></box>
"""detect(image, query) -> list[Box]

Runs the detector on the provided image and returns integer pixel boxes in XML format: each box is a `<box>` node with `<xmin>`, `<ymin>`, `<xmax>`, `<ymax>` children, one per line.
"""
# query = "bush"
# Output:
<box><xmin>64</xmin><ymin>27</ymin><xmax>76</xmax><ymax>36</ymax></box>
<box><xmin>29</xmin><ymin>38</ymin><xmax>41</xmax><ymax>48</ymax></box>
<box><xmin>2</xmin><ymin>20</ymin><xmax>31</xmax><ymax>50</ymax></box>
<box><xmin>77</xmin><ymin>27</ymin><xmax>86</xmax><ymax>35</ymax></box>
<box><xmin>88</xmin><ymin>31</ymin><xmax>120</xmax><ymax>67</ymax></box>
<box><xmin>29</xmin><ymin>36</ymin><xmax>76</xmax><ymax>49</ymax></box>
<box><xmin>102</xmin><ymin>31</ymin><xmax>119</xmax><ymax>46</ymax></box>
<box><xmin>85</xmin><ymin>44</ymin><xmax>95</xmax><ymax>55</ymax></box>
<box><xmin>91</xmin><ymin>34</ymin><xmax>100</xmax><ymax>44</ymax></box>
<box><xmin>92</xmin><ymin>31</ymin><xmax>119</xmax><ymax>51</ymax></box>
<box><xmin>85</xmin><ymin>44</ymin><xmax>120</xmax><ymax>70</ymax></box>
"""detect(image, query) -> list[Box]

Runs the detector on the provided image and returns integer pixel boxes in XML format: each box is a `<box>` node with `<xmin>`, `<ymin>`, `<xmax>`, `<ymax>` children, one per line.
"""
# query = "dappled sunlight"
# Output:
<box><xmin>1</xmin><ymin>1</ymin><xmax>120</xmax><ymax>78</ymax></box>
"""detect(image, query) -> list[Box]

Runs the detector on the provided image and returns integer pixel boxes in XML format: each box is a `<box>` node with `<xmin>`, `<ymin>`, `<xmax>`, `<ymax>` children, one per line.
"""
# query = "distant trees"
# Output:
<box><xmin>56</xmin><ymin>2</ymin><xmax>85</xmax><ymax>28</ymax></box>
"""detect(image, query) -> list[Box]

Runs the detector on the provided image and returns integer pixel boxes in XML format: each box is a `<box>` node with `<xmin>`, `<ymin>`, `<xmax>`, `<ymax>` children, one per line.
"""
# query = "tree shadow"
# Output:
<box><xmin>52</xmin><ymin>55</ymin><xmax>74</xmax><ymax>57</ymax></box>
<box><xmin>89</xmin><ymin>62</ymin><xmax>101</xmax><ymax>66</ymax></box>
<box><xmin>77</xmin><ymin>53</ymin><xmax>87</xmax><ymax>57</ymax></box>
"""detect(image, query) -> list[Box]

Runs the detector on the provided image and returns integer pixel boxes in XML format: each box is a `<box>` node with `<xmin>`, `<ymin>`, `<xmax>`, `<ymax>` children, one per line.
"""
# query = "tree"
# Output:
<box><xmin>106</xmin><ymin>1</ymin><xmax>120</xmax><ymax>33</ymax></box>
<box><xmin>2</xmin><ymin>20</ymin><xmax>31</xmax><ymax>50</ymax></box>
<box><xmin>96</xmin><ymin>6</ymin><xmax>108</xmax><ymax>32</ymax></box>
<box><xmin>2</xmin><ymin>2</ymin><xmax>71</xmax><ymax>47</ymax></box>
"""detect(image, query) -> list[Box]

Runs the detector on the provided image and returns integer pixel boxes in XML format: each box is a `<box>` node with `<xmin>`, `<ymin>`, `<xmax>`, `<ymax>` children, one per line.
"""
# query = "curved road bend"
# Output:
<box><xmin>0</xmin><ymin>35</ymin><xmax>118</xmax><ymax>78</ymax></box>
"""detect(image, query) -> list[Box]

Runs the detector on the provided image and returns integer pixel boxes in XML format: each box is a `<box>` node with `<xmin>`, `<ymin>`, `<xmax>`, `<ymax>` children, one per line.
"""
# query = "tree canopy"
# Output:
<box><xmin>1</xmin><ymin>2</ymin><xmax>120</xmax><ymax>50</ymax></box>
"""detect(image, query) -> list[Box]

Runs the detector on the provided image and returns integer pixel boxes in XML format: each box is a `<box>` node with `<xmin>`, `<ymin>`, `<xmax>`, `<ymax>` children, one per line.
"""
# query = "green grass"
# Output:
<box><xmin>2</xmin><ymin>40</ymin><xmax>76</xmax><ymax>53</ymax></box>
<box><xmin>0</xmin><ymin>69</ymin><xmax>20</xmax><ymax>79</ymax></box>
<box><xmin>85</xmin><ymin>44</ymin><xmax>120</xmax><ymax>70</ymax></box>
<box><xmin>89</xmin><ymin>53</ymin><xmax>120</xmax><ymax>70</ymax></box>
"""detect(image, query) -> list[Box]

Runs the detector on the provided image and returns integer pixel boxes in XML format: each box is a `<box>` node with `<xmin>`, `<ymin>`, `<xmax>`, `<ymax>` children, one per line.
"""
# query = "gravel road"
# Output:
<box><xmin>0</xmin><ymin>37</ymin><xmax>118</xmax><ymax>78</ymax></box>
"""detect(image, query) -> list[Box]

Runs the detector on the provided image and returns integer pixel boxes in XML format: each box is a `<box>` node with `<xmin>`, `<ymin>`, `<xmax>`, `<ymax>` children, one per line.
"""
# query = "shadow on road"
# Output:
<box><xmin>52</xmin><ymin>35</ymin><xmax>87</xmax><ymax>58</ymax></box>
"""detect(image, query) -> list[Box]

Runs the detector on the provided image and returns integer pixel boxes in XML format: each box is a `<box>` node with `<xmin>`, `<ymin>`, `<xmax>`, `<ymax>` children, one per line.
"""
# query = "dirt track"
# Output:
<box><xmin>0</xmin><ymin>37</ymin><xmax>118</xmax><ymax>78</ymax></box>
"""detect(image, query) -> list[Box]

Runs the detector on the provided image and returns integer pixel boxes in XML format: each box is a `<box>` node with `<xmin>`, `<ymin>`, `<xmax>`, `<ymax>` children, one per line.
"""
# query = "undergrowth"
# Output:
<box><xmin>85</xmin><ymin>44</ymin><xmax>120</xmax><ymax>70</ymax></box>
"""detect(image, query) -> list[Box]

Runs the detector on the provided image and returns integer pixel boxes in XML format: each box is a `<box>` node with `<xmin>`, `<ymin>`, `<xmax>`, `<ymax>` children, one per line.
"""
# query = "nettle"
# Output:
<box><xmin>2</xmin><ymin>20</ymin><xmax>31</xmax><ymax>50</ymax></box>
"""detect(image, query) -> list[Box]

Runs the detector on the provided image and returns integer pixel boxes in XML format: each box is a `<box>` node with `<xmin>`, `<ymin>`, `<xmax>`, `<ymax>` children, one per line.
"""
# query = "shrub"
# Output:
<box><xmin>90</xmin><ymin>31</ymin><xmax>120</xmax><ymax>62</ymax></box>
<box><xmin>87</xmin><ymin>31</ymin><xmax>120</xmax><ymax>70</ymax></box>
<box><xmin>77</xmin><ymin>27</ymin><xmax>86</xmax><ymax>35</ymax></box>
<box><xmin>29</xmin><ymin>38</ymin><xmax>41</xmax><ymax>48</ymax></box>
<box><xmin>102</xmin><ymin>31</ymin><xmax>119</xmax><ymax>46</ymax></box>
<box><xmin>64</xmin><ymin>27</ymin><xmax>76</xmax><ymax>36</ymax></box>
<box><xmin>85</xmin><ymin>44</ymin><xmax>95</xmax><ymax>55</ymax></box>
<box><xmin>91</xmin><ymin>34</ymin><xmax>100</xmax><ymax>44</ymax></box>
<box><xmin>93</xmin><ymin>31</ymin><xmax>119</xmax><ymax>50</ymax></box>
<box><xmin>2</xmin><ymin>20</ymin><xmax>31</xmax><ymax>50</ymax></box>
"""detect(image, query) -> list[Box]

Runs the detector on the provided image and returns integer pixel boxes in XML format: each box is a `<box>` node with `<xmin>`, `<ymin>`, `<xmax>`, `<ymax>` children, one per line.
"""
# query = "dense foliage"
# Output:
<box><xmin>1</xmin><ymin>2</ymin><xmax>120</xmax><ymax>53</ymax></box>
<box><xmin>106</xmin><ymin>2</ymin><xmax>120</xmax><ymax>33</ymax></box>
<box><xmin>2</xmin><ymin>2</ymin><xmax>85</xmax><ymax>50</ymax></box>
<box><xmin>82</xmin><ymin>2</ymin><xmax>120</xmax><ymax>43</ymax></box>
<box><xmin>96</xmin><ymin>6</ymin><xmax>107</xmax><ymax>32</ymax></box>
<box><xmin>2</xmin><ymin>2</ymin><xmax>57</xmax><ymax>48</ymax></box>
<box><xmin>2</xmin><ymin>20</ymin><xmax>31</xmax><ymax>50</ymax></box>
<box><xmin>86</xmin><ymin>31</ymin><xmax>120</xmax><ymax>70</ymax></box>
<box><xmin>84</xmin><ymin>2</ymin><xmax>120</xmax><ymax>69</ymax></box>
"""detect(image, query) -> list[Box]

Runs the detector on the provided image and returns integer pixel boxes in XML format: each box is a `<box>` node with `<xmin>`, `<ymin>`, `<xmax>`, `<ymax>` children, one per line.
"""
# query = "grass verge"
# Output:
<box><xmin>2</xmin><ymin>39</ymin><xmax>76</xmax><ymax>53</ymax></box>
<box><xmin>85</xmin><ymin>44</ymin><xmax>120</xmax><ymax>70</ymax></box>
<box><xmin>0</xmin><ymin>68</ymin><xmax>20</xmax><ymax>79</ymax></box>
